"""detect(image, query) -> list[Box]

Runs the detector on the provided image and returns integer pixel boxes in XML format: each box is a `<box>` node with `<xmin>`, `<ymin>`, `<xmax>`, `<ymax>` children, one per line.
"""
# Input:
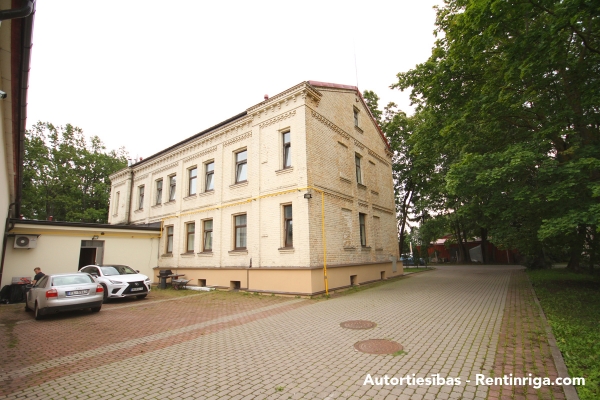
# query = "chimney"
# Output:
<box><xmin>264</xmin><ymin>94</ymin><xmax>269</xmax><ymax>101</ymax></box>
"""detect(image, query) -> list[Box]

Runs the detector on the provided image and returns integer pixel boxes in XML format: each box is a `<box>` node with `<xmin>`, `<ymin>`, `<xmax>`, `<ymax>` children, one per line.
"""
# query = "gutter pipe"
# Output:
<box><xmin>0</xmin><ymin>0</ymin><xmax>34</xmax><ymax>21</ymax></box>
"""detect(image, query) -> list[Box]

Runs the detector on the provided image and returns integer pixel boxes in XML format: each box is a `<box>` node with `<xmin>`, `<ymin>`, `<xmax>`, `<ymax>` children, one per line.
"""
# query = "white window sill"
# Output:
<box><xmin>275</xmin><ymin>167</ymin><xmax>293</xmax><ymax>175</ymax></box>
<box><xmin>230</xmin><ymin>181</ymin><xmax>248</xmax><ymax>189</ymax></box>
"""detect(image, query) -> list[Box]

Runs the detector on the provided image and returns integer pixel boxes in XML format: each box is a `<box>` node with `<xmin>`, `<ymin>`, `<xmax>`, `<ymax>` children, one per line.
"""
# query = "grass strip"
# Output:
<box><xmin>527</xmin><ymin>268</ymin><xmax>600</xmax><ymax>400</ymax></box>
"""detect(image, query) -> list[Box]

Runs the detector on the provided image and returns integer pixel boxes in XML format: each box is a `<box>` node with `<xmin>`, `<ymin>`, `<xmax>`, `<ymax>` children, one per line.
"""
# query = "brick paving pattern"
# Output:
<box><xmin>488</xmin><ymin>270</ymin><xmax>566</xmax><ymax>400</ymax></box>
<box><xmin>0</xmin><ymin>265</ymin><xmax>570</xmax><ymax>399</ymax></box>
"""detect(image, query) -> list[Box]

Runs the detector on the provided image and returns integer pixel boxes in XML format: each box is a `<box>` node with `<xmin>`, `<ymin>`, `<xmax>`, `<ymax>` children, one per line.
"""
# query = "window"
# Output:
<box><xmin>188</xmin><ymin>167</ymin><xmax>197</xmax><ymax>196</ymax></box>
<box><xmin>138</xmin><ymin>185</ymin><xmax>145</xmax><ymax>210</ymax></box>
<box><xmin>355</xmin><ymin>154</ymin><xmax>363</xmax><ymax>184</ymax></box>
<box><xmin>359</xmin><ymin>213</ymin><xmax>367</xmax><ymax>246</ymax></box>
<box><xmin>353</xmin><ymin>107</ymin><xmax>359</xmax><ymax>127</ymax></box>
<box><xmin>282</xmin><ymin>131</ymin><xmax>291</xmax><ymax>169</ymax></box>
<box><xmin>203</xmin><ymin>219</ymin><xmax>213</xmax><ymax>251</ymax></box>
<box><xmin>166</xmin><ymin>226</ymin><xmax>174</xmax><ymax>253</ymax></box>
<box><xmin>283</xmin><ymin>204</ymin><xmax>293</xmax><ymax>247</ymax></box>
<box><xmin>155</xmin><ymin>179</ymin><xmax>163</xmax><ymax>205</ymax></box>
<box><xmin>186</xmin><ymin>222</ymin><xmax>195</xmax><ymax>252</ymax></box>
<box><xmin>235</xmin><ymin>150</ymin><xmax>247</xmax><ymax>183</ymax></box>
<box><xmin>169</xmin><ymin>175</ymin><xmax>176</xmax><ymax>201</ymax></box>
<box><xmin>205</xmin><ymin>161</ymin><xmax>214</xmax><ymax>191</ymax></box>
<box><xmin>234</xmin><ymin>214</ymin><xmax>247</xmax><ymax>249</ymax></box>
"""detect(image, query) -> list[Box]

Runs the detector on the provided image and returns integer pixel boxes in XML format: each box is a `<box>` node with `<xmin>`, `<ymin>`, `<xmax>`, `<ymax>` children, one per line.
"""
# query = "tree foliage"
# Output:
<box><xmin>22</xmin><ymin>122</ymin><xmax>128</xmax><ymax>223</ymax></box>
<box><xmin>392</xmin><ymin>0</ymin><xmax>600</xmax><ymax>268</ymax></box>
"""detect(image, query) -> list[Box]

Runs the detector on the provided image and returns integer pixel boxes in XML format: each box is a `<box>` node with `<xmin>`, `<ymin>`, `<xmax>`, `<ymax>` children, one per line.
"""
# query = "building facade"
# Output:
<box><xmin>108</xmin><ymin>81</ymin><xmax>400</xmax><ymax>295</ymax></box>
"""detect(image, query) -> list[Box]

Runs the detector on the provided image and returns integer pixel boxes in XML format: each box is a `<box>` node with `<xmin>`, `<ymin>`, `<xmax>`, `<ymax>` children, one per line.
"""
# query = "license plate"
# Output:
<box><xmin>131</xmin><ymin>287</ymin><xmax>144</xmax><ymax>291</ymax></box>
<box><xmin>66</xmin><ymin>290</ymin><xmax>88</xmax><ymax>296</ymax></box>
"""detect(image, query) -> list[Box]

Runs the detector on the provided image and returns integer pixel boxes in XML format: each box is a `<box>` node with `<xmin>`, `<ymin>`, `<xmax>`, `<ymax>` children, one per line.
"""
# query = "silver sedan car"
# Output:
<box><xmin>25</xmin><ymin>273</ymin><xmax>104</xmax><ymax>320</ymax></box>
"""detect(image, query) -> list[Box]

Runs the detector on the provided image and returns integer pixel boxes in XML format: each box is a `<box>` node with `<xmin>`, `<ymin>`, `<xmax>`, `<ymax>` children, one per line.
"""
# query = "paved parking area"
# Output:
<box><xmin>0</xmin><ymin>265</ymin><xmax>567</xmax><ymax>399</ymax></box>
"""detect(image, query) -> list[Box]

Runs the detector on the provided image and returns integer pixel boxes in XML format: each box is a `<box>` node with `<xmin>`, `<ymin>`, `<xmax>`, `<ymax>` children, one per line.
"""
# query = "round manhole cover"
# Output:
<box><xmin>340</xmin><ymin>320</ymin><xmax>377</xmax><ymax>329</ymax></box>
<box><xmin>354</xmin><ymin>339</ymin><xmax>403</xmax><ymax>354</ymax></box>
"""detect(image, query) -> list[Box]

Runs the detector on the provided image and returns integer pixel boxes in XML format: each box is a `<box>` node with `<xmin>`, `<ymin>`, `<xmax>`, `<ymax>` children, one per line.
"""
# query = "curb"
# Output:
<box><xmin>526</xmin><ymin>275</ymin><xmax>580</xmax><ymax>400</ymax></box>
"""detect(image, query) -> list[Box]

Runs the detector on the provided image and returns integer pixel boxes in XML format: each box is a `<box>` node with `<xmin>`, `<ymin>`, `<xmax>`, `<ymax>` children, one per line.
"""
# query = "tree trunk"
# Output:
<box><xmin>461</xmin><ymin>225</ymin><xmax>472</xmax><ymax>263</ymax></box>
<box><xmin>480</xmin><ymin>227</ymin><xmax>488</xmax><ymax>264</ymax></box>
<box><xmin>566</xmin><ymin>225</ymin><xmax>586</xmax><ymax>270</ymax></box>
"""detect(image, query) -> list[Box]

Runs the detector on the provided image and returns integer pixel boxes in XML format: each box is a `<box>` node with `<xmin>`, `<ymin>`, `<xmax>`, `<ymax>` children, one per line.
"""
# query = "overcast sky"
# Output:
<box><xmin>27</xmin><ymin>0</ymin><xmax>443</xmax><ymax>160</ymax></box>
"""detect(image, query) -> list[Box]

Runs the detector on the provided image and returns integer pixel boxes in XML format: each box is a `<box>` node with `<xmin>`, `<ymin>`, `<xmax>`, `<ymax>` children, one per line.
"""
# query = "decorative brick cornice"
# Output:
<box><xmin>133</xmin><ymin>173</ymin><xmax>149</xmax><ymax>183</ymax></box>
<box><xmin>311</xmin><ymin>110</ymin><xmax>350</xmax><ymax>140</ymax></box>
<box><xmin>248</xmin><ymin>82</ymin><xmax>321</xmax><ymax>115</ymax></box>
<box><xmin>110</xmin><ymin>169</ymin><xmax>131</xmax><ymax>181</ymax></box>
<box><xmin>151</xmin><ymin>162</ymin><xmax>179</xmax><ymax>176</ymax></box>
<box><xmin>224</xmin><ymin>131</ymin><xmax>252</xmax><ymax>147</ymax></box>
<box><xmin>126</xmin><ymin>117</ymin><xmax>253</xmax><ymax>178</ymax></box>
<box><xmin>368</xmin><ymin>149</ymin><xmax>390</xmax><ymax>167</ymax></box>
<box><xmin>373</xmin><ymin>204</ymin><xmax>394</xmax><ymax>214</ymax></box>
<box><xmin>358</xmin><ymin>201</ymin><xmax>369</xmax><ymax>208</ymax></box>
<box><xmin>183</xmin><ymin>146</ymin><xmax>217</xmax><ymax>163</ymax></box>
<box><xmin>354</xmin><ymin>139</ymin><xmax>365</xmax><ymax>150</ymax></box>
<box><xmin>259</xmin><ymin>110</ymin><xmax>296</xmax><ymax>129</ymax></box>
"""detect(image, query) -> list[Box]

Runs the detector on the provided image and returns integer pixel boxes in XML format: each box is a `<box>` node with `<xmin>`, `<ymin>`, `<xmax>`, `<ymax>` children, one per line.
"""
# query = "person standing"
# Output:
<box><xmin>32</xmin><ymin>267</ymin><xmax>45</xmax><ymax>285</ymax></box>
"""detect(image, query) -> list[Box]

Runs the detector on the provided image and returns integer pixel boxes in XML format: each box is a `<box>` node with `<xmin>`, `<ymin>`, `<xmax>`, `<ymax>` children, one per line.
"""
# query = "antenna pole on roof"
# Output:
<box><xmin>353</xmin><ymin>39</ymin><xmax>359</xmax><ymax>90</ymax></box>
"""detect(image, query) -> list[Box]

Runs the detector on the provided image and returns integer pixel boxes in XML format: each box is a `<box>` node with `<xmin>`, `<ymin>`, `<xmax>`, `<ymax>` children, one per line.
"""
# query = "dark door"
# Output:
<box><xmin>78</xmin><ymin>248</ymin><xmax>96</xmax><ymax>270</ymax></box>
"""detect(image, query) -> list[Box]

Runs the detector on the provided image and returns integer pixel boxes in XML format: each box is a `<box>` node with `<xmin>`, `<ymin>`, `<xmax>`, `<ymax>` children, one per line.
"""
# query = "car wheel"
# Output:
<box><xmin>101</xmin><ymin>284</ymin><xmax>108</xmax><ymax>303</ymax></box>
<box><xmin>34</xmin><ymin>302</ymin><xmax>44</xmax><ymax>320</ymax></box>
<box><xmin>91</xmin><ymin>306</ymin><xmax>101</xmax><ymax>313</ymax></box>
<box><xmin>136</xmin><ymin>294</ymin><xmax>147</xmax><ymax>300</ymax></box>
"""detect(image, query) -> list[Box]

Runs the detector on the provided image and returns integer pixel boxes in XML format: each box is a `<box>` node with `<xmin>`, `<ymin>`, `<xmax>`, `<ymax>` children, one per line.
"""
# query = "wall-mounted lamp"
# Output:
<box><xmin>304</xmin><ymin>193</ymin><xmax>312</xmax><ymax>199</ymax></box>
<box><xmin>92</xmin><ymin>235</ymin><xmax>99</xmax><ymax>240</ymax></box>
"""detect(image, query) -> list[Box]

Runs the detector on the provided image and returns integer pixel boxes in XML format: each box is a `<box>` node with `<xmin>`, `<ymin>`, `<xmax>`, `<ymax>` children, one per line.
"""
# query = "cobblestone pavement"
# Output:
<box><xmin>0</xmin><ymin>265</ymin><xmax>567</xmax><ymax>399</ymax></box>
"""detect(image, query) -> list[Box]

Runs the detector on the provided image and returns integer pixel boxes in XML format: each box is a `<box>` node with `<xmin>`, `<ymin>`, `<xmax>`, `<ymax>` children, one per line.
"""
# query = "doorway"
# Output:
<box><xmin>78</xmin><ymin>240</ymin><xmax>104</xmax><ymax>270</ymax></box>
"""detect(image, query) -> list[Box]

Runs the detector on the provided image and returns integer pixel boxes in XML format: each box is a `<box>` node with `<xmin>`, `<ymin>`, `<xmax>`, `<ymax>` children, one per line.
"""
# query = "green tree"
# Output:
<box><xmin>394</xmin><ymin>0</ymin><xmax>600</xmax><ymax>269</ymax></box>
<box><xmin>22</xmin><ymin>122</ymin><xmax>128</xmax><ymax>223</ymax></box>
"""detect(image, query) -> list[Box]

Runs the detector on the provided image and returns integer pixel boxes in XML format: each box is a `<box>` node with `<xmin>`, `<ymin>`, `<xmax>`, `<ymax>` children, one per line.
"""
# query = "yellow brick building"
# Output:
<box><xmin>108</xmin><ymin>81</ymin><xmax>400</xmax><ymax>295</ymax></box>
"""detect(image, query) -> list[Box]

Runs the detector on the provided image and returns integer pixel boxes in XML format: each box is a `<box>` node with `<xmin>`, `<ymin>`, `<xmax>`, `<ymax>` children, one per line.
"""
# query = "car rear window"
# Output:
<box><xmin>52</xmin><ymin>275</ymin><xmax>94</xmax><ymax>286</ymax></box>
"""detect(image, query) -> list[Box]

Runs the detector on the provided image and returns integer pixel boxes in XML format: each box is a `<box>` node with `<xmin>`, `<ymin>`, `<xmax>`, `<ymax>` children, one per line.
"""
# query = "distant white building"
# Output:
<box><xmin>109</xmin><ymin>81</ymin><xmax>401</xmax><ymax>295</ymax></box>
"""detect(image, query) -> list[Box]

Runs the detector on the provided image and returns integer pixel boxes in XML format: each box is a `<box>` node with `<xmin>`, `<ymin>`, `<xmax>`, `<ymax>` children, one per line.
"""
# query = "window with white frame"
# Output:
<box><xmin>235</xmin><ymin>150</ymin><xmax>247</xmax><ymax>183</ymax></box>
<box><xmin>283</xmin><ymin>204</ymin><xmax>293</xmax><ymax>247</ymax></box>
<box><xmin>203</xmin><ymin>219</ymin><xmax>213</xmax><ymax>252</ymax></box>
<box><xmin>166</xmin><ymin>226</ymin><xmax>174</xmax><ymax>254</ymax></box>
<box><xmin>205</xmin><ymin>161</ymin><xmax>214</xmax><ymax>191</ymax></box>
<box><xmin>282</xmin><ymin>131</ymin><xmax>291</xmax><ymax>169</ymax></box>
<box><xmin>155</xmin><ymin>179</ymin><xmax>163</xmax><ymax>205</ymax></box>
<box><xmin>234</xmin><ymin>214</ymin><xmax>247</xmax><ymax>250</ymax></box>
<box><xmin>188</xmin><ymin>167</ymin><xmax>197</xmax><ymax>196</ymax></box>
<box><xmin>186</xmin><ymin>222</ymin><xmax>195</xmax><ymax>253</ymax></box>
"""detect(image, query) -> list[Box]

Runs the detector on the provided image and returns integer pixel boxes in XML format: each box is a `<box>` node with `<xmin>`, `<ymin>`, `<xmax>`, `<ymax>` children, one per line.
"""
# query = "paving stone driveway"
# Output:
<box><xmin>0</xmin><ymin>265</ymin><xmax>561</xmax><ymax>399</ymax></box>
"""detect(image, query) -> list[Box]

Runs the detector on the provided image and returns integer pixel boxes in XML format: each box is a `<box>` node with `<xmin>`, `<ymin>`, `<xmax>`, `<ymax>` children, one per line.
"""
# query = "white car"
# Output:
<box><xmin>26</xmin><ymin>273</ymin><xmax>104</xmax><ymax>320</ymax></box>
<box><xmin>79</xmin><ymin>265</ymin><xmax>152</xmax><ymax>302</ymax></box>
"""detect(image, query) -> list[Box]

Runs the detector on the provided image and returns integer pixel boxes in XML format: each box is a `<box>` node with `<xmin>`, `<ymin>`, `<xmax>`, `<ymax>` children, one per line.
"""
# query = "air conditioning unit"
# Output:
<box><xmin>14</xmin><ymin>235</ymin><xmax>37</xmax><ymax>249</ymax></box>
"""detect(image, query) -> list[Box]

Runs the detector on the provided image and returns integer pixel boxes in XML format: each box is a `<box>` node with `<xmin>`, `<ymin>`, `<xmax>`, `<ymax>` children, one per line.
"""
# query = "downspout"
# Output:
<box><xmin>0</xmin><ymin>0</ymin><xmax>34</xmax><ymax>21</ymax></box>
<box><xmin>15</xmin><ymin>2</ymin><xmax>35</xmax><ymax>218</ymax></box>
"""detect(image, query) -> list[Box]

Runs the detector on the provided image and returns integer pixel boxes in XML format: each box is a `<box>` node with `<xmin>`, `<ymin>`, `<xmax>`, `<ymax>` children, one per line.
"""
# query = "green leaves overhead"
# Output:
<box><xmin>393</xmin><ymin>0</ymin><xmax>599</xmax><ymax>268</ymax></box>
<box><xmin>22</xmin><ymin>122</ymin><xmax>128</xmax><ymax>223</ymax></box>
